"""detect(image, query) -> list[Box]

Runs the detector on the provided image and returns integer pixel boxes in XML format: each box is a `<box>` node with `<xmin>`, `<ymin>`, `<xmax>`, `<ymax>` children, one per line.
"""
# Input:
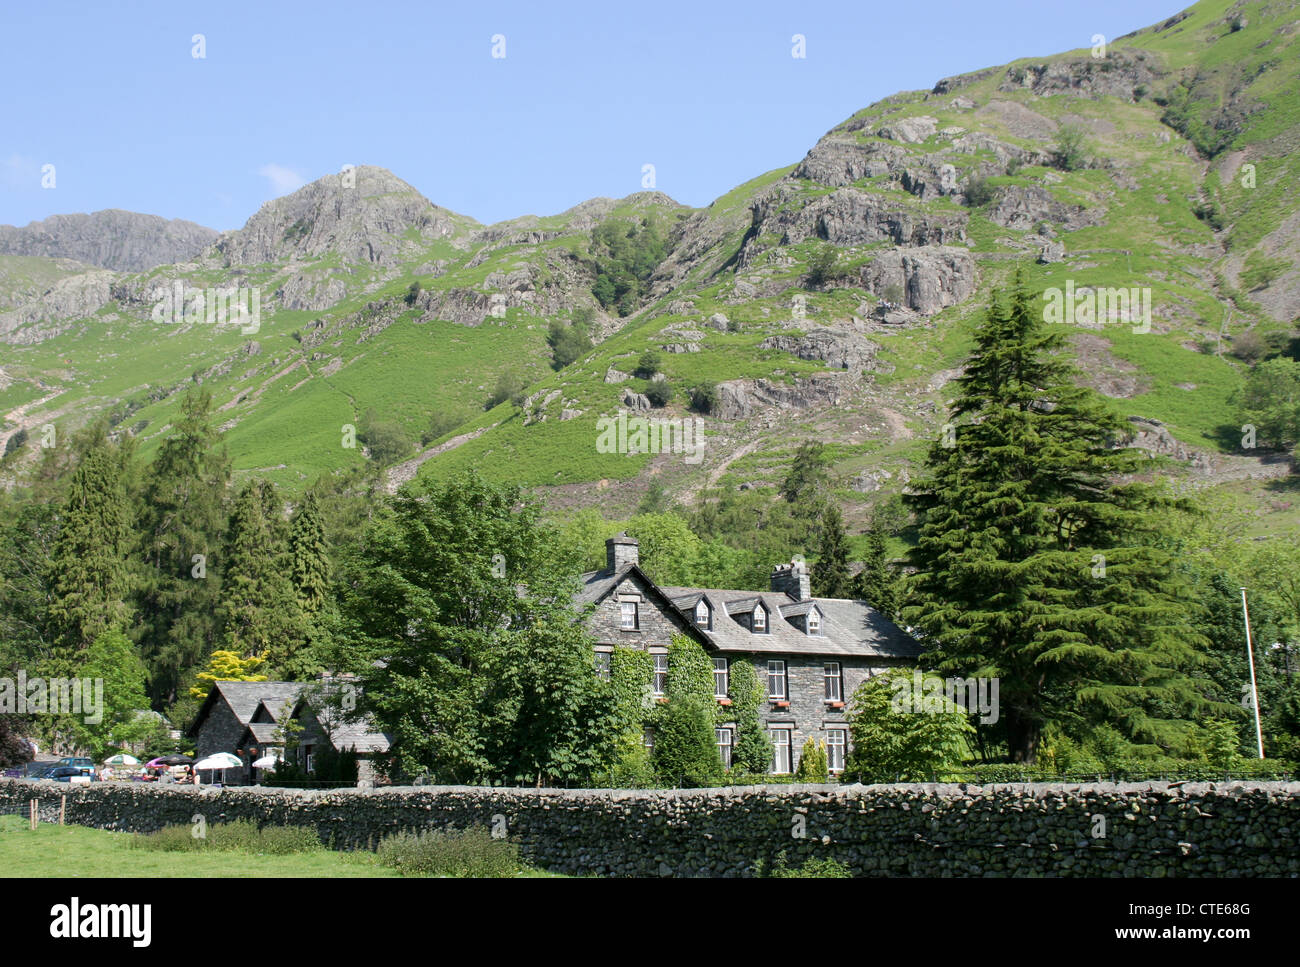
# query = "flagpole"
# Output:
<box><xmin>1240</xmin><ymin>587</ymin><xmax>1265</xmax><ymax>759</ymax></box>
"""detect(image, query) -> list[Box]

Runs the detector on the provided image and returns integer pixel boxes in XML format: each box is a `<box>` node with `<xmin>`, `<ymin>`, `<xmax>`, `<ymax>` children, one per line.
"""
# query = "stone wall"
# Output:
<box><xmin>4</xmin><ymin>779</ymin><xmax>1297</xmax><ymax>877</ymax></box>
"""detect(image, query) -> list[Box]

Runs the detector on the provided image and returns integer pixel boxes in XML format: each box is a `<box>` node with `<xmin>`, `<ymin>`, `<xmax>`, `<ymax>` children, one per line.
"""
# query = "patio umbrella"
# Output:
<box><xmin>194</xmin><ymin>751</ymin><xmax>243</xmax><ymax>786</ymax></box>
<box><xmin>103</xmin><ymin>753</ymin><xmax>140</xmax><ymax>766</ymax></box>
<box><xmin>251</xmin><ymin>754</ymin><xmax>282</xmax><ymax>769</ymax></box>
<box><xmin>157</xmin><ymin>754</ymin><xmax>195</xmax><ymax>766</ymax></box>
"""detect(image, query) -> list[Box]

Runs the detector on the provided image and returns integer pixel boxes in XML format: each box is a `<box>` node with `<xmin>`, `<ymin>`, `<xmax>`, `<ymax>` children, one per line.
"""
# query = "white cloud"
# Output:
<box><xmin>258</xmin><ymin>163</ymin><xmax>307</xmax><ymax>196</ymax></box>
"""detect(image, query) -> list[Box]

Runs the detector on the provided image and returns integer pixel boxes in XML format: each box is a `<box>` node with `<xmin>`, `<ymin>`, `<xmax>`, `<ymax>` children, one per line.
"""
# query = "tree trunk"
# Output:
<box><xmin>1005</xmin><ymin>707</ymin><xmax>1041</xmax><ymax>764</ymax></box>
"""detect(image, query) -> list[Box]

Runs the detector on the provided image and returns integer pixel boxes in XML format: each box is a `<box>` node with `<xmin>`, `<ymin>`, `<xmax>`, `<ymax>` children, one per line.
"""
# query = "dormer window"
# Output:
<box><xmin>753</xmin><ymin>605</ymin><xmax>767</xmax><ymax>633</ymax></box>
<box><xmin>807</xmin><ymin>607</ymin><xmax>821</xmax><ymax>635</ymax></box>
<box><xmin>695</xmin><ymin>599</ymin><xmax>711</xmax><ymax>630</ymax></box>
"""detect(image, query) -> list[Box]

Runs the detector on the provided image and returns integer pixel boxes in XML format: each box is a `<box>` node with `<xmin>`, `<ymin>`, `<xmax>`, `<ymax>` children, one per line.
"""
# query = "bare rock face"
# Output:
<box><xmin>0</xmin><ymin>210</ymin><xmax>217</xmax><ymax>272</ymax></box>
<box><xmin>998</xmin><ymin>51</ymin><xmax>1161</xmax><ymax>102</ymax></box>
<box><xmin>714</xmin><ymin>375</ymin><xmax>844</xmax><ymax>421</ymax></box>
<box><xmin>859</xmin><ymin>246</ymin><xmax>977</xmax><ymax>315</ymax></box>
<box><xmin>743</xmin><ymin>186</ymin><xmax>966</xmax><ymax>263</ymax></box>
<box><xmin>215</xmin><ymin>166</ymin><xmax>467</xmax><ymax>267</ymax></box>
<box><xmin>876</xmin><ymin>116</ymin><xmax>939</xmax><ymax>143</ymax></box>
<box><xmin>793</xmin><ymin>137</ymin><xmax>907</xmax><ymax>186</ymax></box>
<box><xmin>622</xmin><ymin>388</ymin><xmax>651</xmax><ymax>411</ymax></box>
<box><xmin>0</xmin><ymin>269</ymin><xmax>115</xmax><ymax>344</ymax></box>
<box><xmin>276</xmin><ymin>270</ymin><xmax>350</xmax><ymax>310</ymax></box>
<box><xmin>900</xmin><ymin>161</ymin><xmax>960</xmax><ymax>201</ymax></box>
<box><xmin>987</xmin><ymin>185</ymin><xmax>1102</xmax><ymax>232</ymax></box>
<box><xmin>759</xmin><ymin>329</ymin><xmax>885</xmax><ymax>374</ymax></box>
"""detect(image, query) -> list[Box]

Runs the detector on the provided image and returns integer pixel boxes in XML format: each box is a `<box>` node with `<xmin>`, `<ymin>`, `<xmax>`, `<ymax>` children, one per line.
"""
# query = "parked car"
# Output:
<box><xmin>18</xmin><ymin>762</ymin><xmax>58</xmax><ymax>780</ymax></box>
<box><xmin>56</xmin><ymin>757</ymin><xmax>94</xmax><ymax>770</ymax></box>
<box><xmin>44</xmin><ymin>766</ymin><xmax>96</xmax><ymax>783</ymax></box>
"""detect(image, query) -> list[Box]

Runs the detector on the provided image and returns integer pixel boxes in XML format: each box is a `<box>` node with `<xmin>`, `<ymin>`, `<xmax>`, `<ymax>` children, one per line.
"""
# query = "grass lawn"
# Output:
<box><xmin>0</xmin><ymin>815</ymin><xmax>559</xmax><ymax>878</ymax></box>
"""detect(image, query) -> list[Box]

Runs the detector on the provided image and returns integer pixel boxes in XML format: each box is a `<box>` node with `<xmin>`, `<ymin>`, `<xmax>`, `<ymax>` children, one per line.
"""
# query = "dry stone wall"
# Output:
<box><xmin>3</xmin><ymin>779</ymin><xmax>1297</xmax><ymax>877</ymax></box>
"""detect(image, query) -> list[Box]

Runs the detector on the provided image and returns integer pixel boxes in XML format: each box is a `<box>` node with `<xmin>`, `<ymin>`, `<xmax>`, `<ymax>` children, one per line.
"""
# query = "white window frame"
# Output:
<box><xmin>716</xmin><ymin>728</ymin><xmax>733</xmax><ymax>769</ymax></box>
<box><xmin>767</xmin><ymin>660</ymin><xmax>787</xmax><ymax>700</ymax></box>
<box><xmin>753</xmin><ymin>605</ymin><xmax>767</xmax><ymax>633</ymax></box>
<box><xmin>695</xmin><ymin>599</ymin><xmax>710</xmax><ymax>629</ymax></box>
<box><xmin>620</xmin><ymin>601</ymin><xmax>638</xmax><ymax>630</ymax></box>
<box><xmin>826</xmin><ymin>729</ymin><xmax>846</xmax><ymax>774</ymax></box>
<box><xmin>713</xmin><ymin>658</ymin><xmax>729</xmax><ymax>698</ymax></box>
<box><xmin>652</xmin><ymin>653</ymin><xmax>668</xmax><ymax>696</ymax></box>
<box><xmin>824</xmin><ymin>662</ymin><xmax>843</xmax><ymax>702</ymax></box>
<box><xmin>594</xmin><ymin>649</ymin><xmax>612</xmax><ymax>681</ymax></box>
<box><xmin>808</xmin><ymin>607</ymin><xmax>821</xmax><ymax>635</ymax></box>
<box><xmin>770</xmin><ymin>728</ymin><xmax>792</xmax><ymax>775</ymax></box>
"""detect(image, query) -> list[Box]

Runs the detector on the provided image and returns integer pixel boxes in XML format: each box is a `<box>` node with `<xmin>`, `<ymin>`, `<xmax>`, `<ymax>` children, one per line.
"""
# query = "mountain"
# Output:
<box><xmin>0</xmin><ymin>210</ymin><xmax>218</xmax><ymax>273</ymax></box>
<box><xmin>1</xmin><ymin>0</ymin><xmax>1297</xmax><ymax>543</ymax></box>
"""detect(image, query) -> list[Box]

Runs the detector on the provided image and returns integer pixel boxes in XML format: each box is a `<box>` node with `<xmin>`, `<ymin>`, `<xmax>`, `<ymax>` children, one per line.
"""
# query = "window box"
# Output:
<box><xmin>717</xmin><ymin>697</ymin><xmax>732</xmax><ymax>706</ymax></box>
<box><xmin>826</xmin><ymin>700</ymin><xmax>845</xmax><ymax>709</ymax></box>
<box><xmin>655</xmin><ymin>697</ymin><xmax>669</xmax><ymax>705</ymax></box>
<box><xmin>772</xmin><ymin>700</ymin><xmax>790</xmax><ymax>708</ymax></box>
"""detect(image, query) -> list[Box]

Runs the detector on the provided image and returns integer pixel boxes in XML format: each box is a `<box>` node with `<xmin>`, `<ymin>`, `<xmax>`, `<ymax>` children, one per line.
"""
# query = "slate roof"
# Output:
<box><xmin>186</xmin><ymin>681</ymin><xmax>301</xmax><ymax>737</ymax></box>
<box><xmin>188</xmin><ymin>680</ymin><xmax>391</xmax><ymax>754</ymax></box>
<box><xmin>659</xmin><ymin>586</ymin><xmax>919</xmax><ymax>658</ymax></box>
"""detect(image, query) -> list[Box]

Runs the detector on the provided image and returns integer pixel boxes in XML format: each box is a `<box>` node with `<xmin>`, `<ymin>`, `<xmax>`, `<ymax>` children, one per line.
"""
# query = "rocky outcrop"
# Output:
<box><xmin>859</xmin><ymin>246</ymin><xmax>977</xmax><ymax>315</ymax></box>
<box><xmin>215</xmin><ymin>166</ymin><xmax>469</xmax><ymax>267</ymax></box>
<box><xmin>275</xmin><ymin>270</ymin><xmax>350</xmax><ymax>310</ymax></box>
<box><xmin>622</xmin><ymin>388</ymin><xmax>651</xmax><ymax>411</ymax></box>
<box><xmin>759</xmin><ymin>329</ymin><xmax>885</xmax><ymax>374</ymax></box>
<box><xmin>998</xmin><ymin>51</ymin><xmax>1162</xmax><ymax>102</ymax></box>
<box><xmin>714</xmin><ymin>375</ymin><xmax>844</xmax><ymax>421</ymax></box>
<box><xmin>742</xmin><ymin>186</ymin><xmax>966</xmax><ymax>264</ymax></box>
<box><xmin>0</xmin><ymin>269</ymin><xmax>115</xmax><ymax>344</ymax></box>
<box><xmin>793</xmin><ymin>137</ymin><xmax>907</xmax><ymax>186</ymax></box>
<box><xmin>875</xmin><ymin>116</ymin><xmax>939</xmax><ymax>144</ymax></box>
<box><xmin>987</xmin><ymin>185</ymin><xmax>1103</xmax><ymax>232</ymax></box>
<box><xmin>0</xmin><ymin>210</ymin><xmax>217</xmax><ymax>272</ymax></box>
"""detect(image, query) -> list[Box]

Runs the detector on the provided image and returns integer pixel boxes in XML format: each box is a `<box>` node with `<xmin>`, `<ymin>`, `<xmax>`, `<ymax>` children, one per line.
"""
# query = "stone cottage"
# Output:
<box><xmin>187</xmin><ymin>679</ymin><xmax>391</xmax><ymax>785</ymax></box>
<box><xmin>578</xmin><ymin>535</ymin><xmax>921</xmax><ymax>776</ymax></box>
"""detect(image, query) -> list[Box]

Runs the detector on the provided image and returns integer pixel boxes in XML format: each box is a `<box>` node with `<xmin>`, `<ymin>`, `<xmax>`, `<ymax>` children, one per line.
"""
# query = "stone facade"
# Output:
<box><xmin>6</xmin><ymin>778</ymin><xmax>1297</xmax><ymax>877</ymax></box>
<box><xmin>579</xmin><ymin>536</ymin><xmax>921</xmax><ymax>777</ymax></box>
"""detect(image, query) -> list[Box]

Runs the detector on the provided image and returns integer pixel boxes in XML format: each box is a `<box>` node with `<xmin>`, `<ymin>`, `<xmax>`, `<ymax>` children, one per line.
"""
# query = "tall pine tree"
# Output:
<box><xmin>220</xmin><ymin>479</ymin><xmax>307</xmax><ymax>676</ymax></box>
<box><xmin>135</xmin><ymin>387</ymin><xmax>230</xmax><ymax>706</ymax></box>
<box><xmin>904</xmin><ymin>273</ymin><xmax>1219</xmax><ymax>762</ymax></box>
<box><xmin>45</xmin><ymin>445</ymin><xmax>132</xmax><ymax>664</ymax></box>
<box><xmin>811</xmin><ymin>504</ymin><xmax>852</xmax><ymax>598</ymax></box>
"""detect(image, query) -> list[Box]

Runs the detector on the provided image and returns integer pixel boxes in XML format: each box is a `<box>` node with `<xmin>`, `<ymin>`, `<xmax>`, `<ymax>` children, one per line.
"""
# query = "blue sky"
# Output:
<box><xmin>2</xmin><ymin>0</ymin><xmax>1185</xmax><ymax>231</ymax></box>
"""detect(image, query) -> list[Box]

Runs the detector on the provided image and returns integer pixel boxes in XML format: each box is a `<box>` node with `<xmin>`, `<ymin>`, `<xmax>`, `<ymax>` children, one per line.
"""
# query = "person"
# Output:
<box><xmin>102</xmin><ymin>764</ymin><xmax>114</xmax><ymax>781</ymax></box>
<box><xmin>187</xmin><ymin>765</ymin><xmax>198</xmax><ymax>785</ymax></box>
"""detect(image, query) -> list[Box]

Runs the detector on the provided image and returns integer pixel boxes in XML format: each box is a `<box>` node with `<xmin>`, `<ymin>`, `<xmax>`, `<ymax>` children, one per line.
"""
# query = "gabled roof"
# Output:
<box><xmin>290</xmin><ymin>697</ymin><xmax>391</xmax><ymax>754</ymax></box>
<box><xmin>186</xmin><ymin>681</ymin><xmax>302</xmax><ymax>738</ymax></box>
<box><xmin>576</xmin><ymin>564</ymin><xmax>711</xmax><ymax>646</ymax></box>
<box><xmin>660</xmin><ymin>586</ymin><xmax>919</xmax><ymax>658</ymax></box>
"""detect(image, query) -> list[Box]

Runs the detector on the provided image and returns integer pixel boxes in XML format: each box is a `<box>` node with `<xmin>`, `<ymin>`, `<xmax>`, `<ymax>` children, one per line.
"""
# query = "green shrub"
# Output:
<box><xmin>633</xmin><ymin>350</ymin><xmax>661</xmax><ymax>379</ymax></box>
<box><xmin>841</xmin><ymin>669</ymin><xmax>974</xmax><ymax>783</ymax></box>
<box><xmin>485</xmin><ymin>370</ymin><xmax>528</xmax><ymax>410</ymax></box>
<box><xmin>132</xmin><ymin>820</ymin><xmax>322</xmax><ymax>853</ymax></box>
<box><xmin>728</xmin><ymin>659</ymin><xmax>771</xmax><ymax>774</ymax></box>
<box><xmin>375</xmin><ymin>826</ymin><xmax>522</xmax><ymax>877</ymax></box>
<box><xmin>762</xmin><ymin>851</ymin><xmax>852</xmax><ymax>878</ymax></box>
<box><xmin>963</xmin><ymin>174</ymin><xmax>997</xmax><ymax>208</ymax></box>
<box><xmin>806</xmin><ymin>246</ymin><xmax>840</xmax><ymax>287</ymax></box>
<box><xmin>688</xmin><ymin>382</ymin><xmax>718</xmax><ymax>415</ymax></box>
<box><xmin>404</xmin><ymin>281</ymin><xmax>422</xmax><ymax>306</ymax></box>
<box><xmin>1052</xmin><ymin>124</ymin><xmax>1089</xmax><ymax>172</ymax></box>
<box><xmin>644</xmin><ymin>379</ymin><xmax>674</xmax><ymax>408</ymax></box>
<box><xmin>794</xmin><ymin>736</ymin><xmax>829</xmax><ymax>782</ymax></box>
<box><xmin>653</xmin><ymin>693</ymin><xmax>723</xmax><ymax>787</ymax></box>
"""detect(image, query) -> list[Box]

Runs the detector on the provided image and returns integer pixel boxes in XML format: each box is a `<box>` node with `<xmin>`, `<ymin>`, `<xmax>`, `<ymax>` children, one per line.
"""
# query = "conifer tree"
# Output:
<box><xmin>135</xmin><ymin>386</ymin><xmax>230</xmax><ymax>706</ymax></box>
<box><xmin>811</xmin><ymin>504</ymin><xmax>852</xmax><ymax>598</ymax></box>
<box><xmin>904</xmin><ymin>273</ymin><xmax>1218</xmax><ymax>763</ymax></box>
<box><xmin>221</xmin><ymin>480</ymin><xmax>307</xmax><ymax>676</ymax></box>
<box><xmin>45</xmin><ymin>445</ymin><xmax>132</xmax><ymax>662</ymax></box>
<box><xmin>855</xmin><ymin>521</ymin><xmax>899</xmax><ymax>618</ymax></box>
<box><xmin>290</xmin><ymin>490</ymin><xmax>330</xmax><ymax>618</ymax></box>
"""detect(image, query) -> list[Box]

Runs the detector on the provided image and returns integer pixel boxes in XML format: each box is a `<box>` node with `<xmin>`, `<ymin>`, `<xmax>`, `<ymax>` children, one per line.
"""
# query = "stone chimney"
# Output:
<box><xmin>770</xmin><ymin>560</ymin><xmax>810</xmax><ymax>601</ymax></box>
<box><xmin>606</xmin><ymin>533</ymin><xmax>640</xmax><ymax>573</ymax></box>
